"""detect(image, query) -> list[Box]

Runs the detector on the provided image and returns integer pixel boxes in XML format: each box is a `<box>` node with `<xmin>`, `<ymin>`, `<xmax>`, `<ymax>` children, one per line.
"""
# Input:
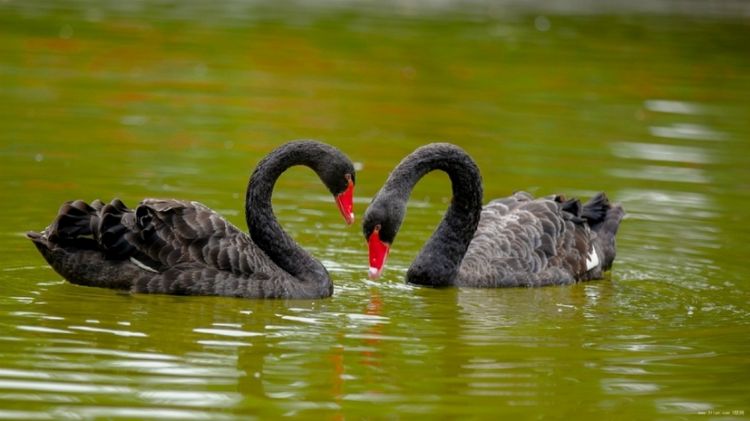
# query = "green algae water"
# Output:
<box><xmin>1</xmin><ymin>1</ymin><xmax>750</xmax><ymax>419</ymax></box>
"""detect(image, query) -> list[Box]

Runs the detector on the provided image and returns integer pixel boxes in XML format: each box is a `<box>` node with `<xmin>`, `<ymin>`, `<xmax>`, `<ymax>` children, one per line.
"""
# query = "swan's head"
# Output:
<box><xmin>249</xmin><ymin>140</ymin><xmax>356</xmax><ymax>226</ymax></box>
<box><xmin>362</xmin><ymin>198</ymin><xmax>403</xmax><ymax>279</ymax></box>
<box><xmin>317</xmin><ymin>158</ymin><xmax>356</xmax><ymax>226</ymax></box>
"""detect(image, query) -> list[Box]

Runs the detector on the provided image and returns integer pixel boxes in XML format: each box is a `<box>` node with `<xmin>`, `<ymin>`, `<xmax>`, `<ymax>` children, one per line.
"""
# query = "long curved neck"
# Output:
<box><xmin>382</xmin><ymin>143</ymin><xmax>483</xmax><ymax>286</ymax></box>
<box><xmin>245</xmin><ymin>141</ymin><xmax>333</xmax><ymax>287</ymax></box>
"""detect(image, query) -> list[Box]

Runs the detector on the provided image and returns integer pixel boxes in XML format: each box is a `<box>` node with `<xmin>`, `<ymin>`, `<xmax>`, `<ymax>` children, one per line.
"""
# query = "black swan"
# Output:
<box><xmin>362</xmin><ymin>143</ymin><xmax>624</xmax><ymax>287</ymax></box>
<box><xmin>27</xmin><ymin>140</ymin><xmax>356</xmax><ymax>299</ymax></box>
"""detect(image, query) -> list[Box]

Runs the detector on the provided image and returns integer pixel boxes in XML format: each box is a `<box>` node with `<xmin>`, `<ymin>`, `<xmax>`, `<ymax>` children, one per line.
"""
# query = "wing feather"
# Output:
<box><xmin>458</xmin><ymin>191</ymin><xmax>598</xmax><ymax>287</ymax></box>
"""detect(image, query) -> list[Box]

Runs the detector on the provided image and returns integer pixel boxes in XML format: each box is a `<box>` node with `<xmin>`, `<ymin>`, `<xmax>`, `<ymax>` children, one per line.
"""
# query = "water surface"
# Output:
<box><xmin>1</xmin><ymin>1</ymin><xmax>749</xmax><ymax>419</ymax></box>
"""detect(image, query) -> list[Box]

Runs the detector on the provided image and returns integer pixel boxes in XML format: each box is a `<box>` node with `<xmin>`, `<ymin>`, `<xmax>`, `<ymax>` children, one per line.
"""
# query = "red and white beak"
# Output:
<box><xmin>335</xmin><ymin>176</ymin><xmax>355</xmax><ymax>225</ymax></box>
<box><xmin>367</xmin><ymin>227</ymin><xmax>390</xmax><ymax>279</ymax></box>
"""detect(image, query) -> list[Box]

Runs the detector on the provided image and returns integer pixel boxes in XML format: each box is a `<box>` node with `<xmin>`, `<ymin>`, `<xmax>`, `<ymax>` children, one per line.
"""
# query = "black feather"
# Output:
<box><xmin>27</xmin><ymin>140</ymin><xmax>354</xmax><ymax>299</ymax></box>
<box><xmin>362</xmin><ymin>143</ymin><xmax>625</xmax><ymax>288</ymax></box>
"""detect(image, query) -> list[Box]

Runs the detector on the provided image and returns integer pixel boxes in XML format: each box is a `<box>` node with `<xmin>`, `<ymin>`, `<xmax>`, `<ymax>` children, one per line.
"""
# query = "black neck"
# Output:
<box><xmin>245</xmin><ymin>141</ymin><xmax>334</xmax><ymax>286</ymax></box>
<box><xmin>380</xmin><ymin>143</ymin><xmax>483</xmax><ymax>286</ymax></box>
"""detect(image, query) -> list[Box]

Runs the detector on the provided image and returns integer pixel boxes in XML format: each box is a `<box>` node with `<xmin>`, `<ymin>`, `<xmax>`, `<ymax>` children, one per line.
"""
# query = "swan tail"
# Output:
<box><xmin>582</xmin><ymin>193</ymin><xmax>625</xmax><ymax>271</ymax></box>
<box><xmin>41</xmin><ymin>198</ymin><xmax>138</xmax><ymax>258</ymax></box>
<box><xmin>560</xmin><ymin>197</ymin><xmax>582</xmax><ymax>218</ymax></box>
<box><xmin>27</xmin><ymin>199</ymin><xmax>149</xmax><ymax>289</ymax></box>
<box><xmin>97</xmin><ymin>199</ymin><xmax>138</xmax><ymax>258</ymax></box>
<box><xmin>582</xmin><ymin>193</ymin><xmax>611</xmax><ymax>227</ymax></box>
<box><xmin>42</xmin><ymin>200</ymin><xmax>101</xmax><ymax>246</ymax></box>
<box><xmin>26</xmin><ymin>230</ymin><xmax>53</xmax><ymax>255</ymax></box>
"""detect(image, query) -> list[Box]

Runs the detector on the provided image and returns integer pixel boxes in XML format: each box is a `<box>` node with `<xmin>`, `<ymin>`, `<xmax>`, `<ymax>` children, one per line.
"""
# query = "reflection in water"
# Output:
<box><xmin>649</xmin><ymin>123</ymin><xmax>728</xmax><ymax>141</ymax></box>
<box><xmin>610</xmin><ymin>165</ymin><xmax>709</xmax><ymax>183</ymax></box>
<box><xmin>66</xmin><ymin>325</ymin><xmax>148</xmax><ymax>337</ymax></box>
<box><xmin>454</xmin><ymin>286</ymin><xmax>605</xmax><ymax>405</ymax></box>
<box><xmin>644</xmin><ymin>99</ymin><xmax>705</xmax><ymax>115</ymax></box>
<box><xmin>611</xmin><ymin>142</ymin><xmax>714</xmax><ymax>164</ymax></box>
<box><xmin>609</xmin><ymin>98</ymin><xmax>729</xmax><ymax>294</ymax></box>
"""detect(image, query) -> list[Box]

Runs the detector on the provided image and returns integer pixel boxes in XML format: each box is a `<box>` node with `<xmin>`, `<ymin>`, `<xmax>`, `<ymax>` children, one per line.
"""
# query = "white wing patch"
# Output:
<box><xmin>585</xmin><ymin>247</ymin><xmax>600</xmax><ymax>271</ymax></box>
<box><xmin>130</xmin><ymin>257</ymin><xmax>158</xmax><ymax>273</ymax></box>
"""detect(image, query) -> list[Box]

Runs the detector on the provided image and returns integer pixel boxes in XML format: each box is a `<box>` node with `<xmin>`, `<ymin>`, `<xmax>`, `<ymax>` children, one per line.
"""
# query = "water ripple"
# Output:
<box><xmin>0</xmin><ymin>410</ymin><xmax>54</xmax><ymax>420</ymax></box>
<box><xmin>16</xmin><ymin>326</ymin><xmax>72</xmax><ymax>335</ymax></box>
<box><xmin>649</xmin><ymin>123</ymin><xmax>727</xmax><ymax>141</ymax></box>
<box><xmin>602</xmin><ymin>379</ymin><xmax>661</xmax><ymax>394</ymax></box>
<box><xmin>137</xmin><ymin>390</ymin><xmax>243</xmax><ymax>407</ymax></box>
<box><xmin>644</xmin><ymin>99</ymin><xmax>705</xmax><ymax>115</ymax></box>
<box><xmin>53</xmin><ymin>406</ymin><xmax>236</xmax><ymax>420</ymax></box>
<box><xmin>609</xmin><ymin>165</ymin><xmax>709</xmax><ymax>184</ymax></box>
<box><xmin>0</xmin><ymin>379</ymin><xmax>131</xmax><ymax>394</ymax></box>
<box><xmin>611</xmin><ymin>142</ymin><xmax>714</xmax><ymax>164</ymax></box>
<box><xmin>192</xmin><ymin>328</ymin><xmax>264</xmax><ymax>338</ymax></box>
<box><xmin>67</xmin><ymin>325</ymin><xmax>147</xmax><ymax>337</ymax></box>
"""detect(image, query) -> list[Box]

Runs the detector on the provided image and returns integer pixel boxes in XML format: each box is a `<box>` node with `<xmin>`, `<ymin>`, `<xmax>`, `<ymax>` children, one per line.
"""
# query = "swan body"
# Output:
<box><xmin>363</xmin><ymin>143</ymin><xmax>624</xmax><ymax>287</ymax></box>
<box><xmin>28</xmin><ymin>140</ymin><xmax>356</xmax><ymax>299</ymax></box>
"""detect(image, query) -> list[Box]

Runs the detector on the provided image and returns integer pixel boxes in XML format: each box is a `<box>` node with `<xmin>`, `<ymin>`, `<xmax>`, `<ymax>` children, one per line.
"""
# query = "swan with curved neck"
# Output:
<box><xmin>363</xmin><ymin>143</ymin><xmax>624</xmax><ymax>287</ymax></box>
<box><xmin>28</xmin><ymin>140</ymin><xmax>355</xmax><ymax>299</ymax></box>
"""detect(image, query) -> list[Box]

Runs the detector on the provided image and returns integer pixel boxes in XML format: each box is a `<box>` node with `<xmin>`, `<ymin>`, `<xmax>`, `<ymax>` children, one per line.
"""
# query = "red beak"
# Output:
<box><xmin>335</xmin><ymin>177</ymin><xmax>355</xmax><ymax>225</ymax></box>
<box><xmin>368</xmin><ymin>228</ymin><xmax>390</xmax><ymax>279</ymax></box>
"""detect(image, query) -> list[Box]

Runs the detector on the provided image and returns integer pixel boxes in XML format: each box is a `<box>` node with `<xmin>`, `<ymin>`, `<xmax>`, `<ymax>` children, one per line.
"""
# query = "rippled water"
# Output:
<box><xmin>1</xmin><ymin>1</ymin><xmax>749</xmax><ymax>419</ymax></box>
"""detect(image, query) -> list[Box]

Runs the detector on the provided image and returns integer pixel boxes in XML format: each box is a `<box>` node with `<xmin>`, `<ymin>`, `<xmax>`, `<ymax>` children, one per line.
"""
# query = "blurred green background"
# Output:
<box><xmin>1</xmin><ymin>1</ymin><xmax>749</xmax><ymax>419</ymax></box>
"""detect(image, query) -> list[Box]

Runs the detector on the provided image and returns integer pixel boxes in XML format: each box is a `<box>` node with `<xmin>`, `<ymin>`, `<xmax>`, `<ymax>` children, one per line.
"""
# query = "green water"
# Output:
<box><xmin>2</xmin><ymin>1</ymin><xmax>750</xmax><ymax>419</ymax></box>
